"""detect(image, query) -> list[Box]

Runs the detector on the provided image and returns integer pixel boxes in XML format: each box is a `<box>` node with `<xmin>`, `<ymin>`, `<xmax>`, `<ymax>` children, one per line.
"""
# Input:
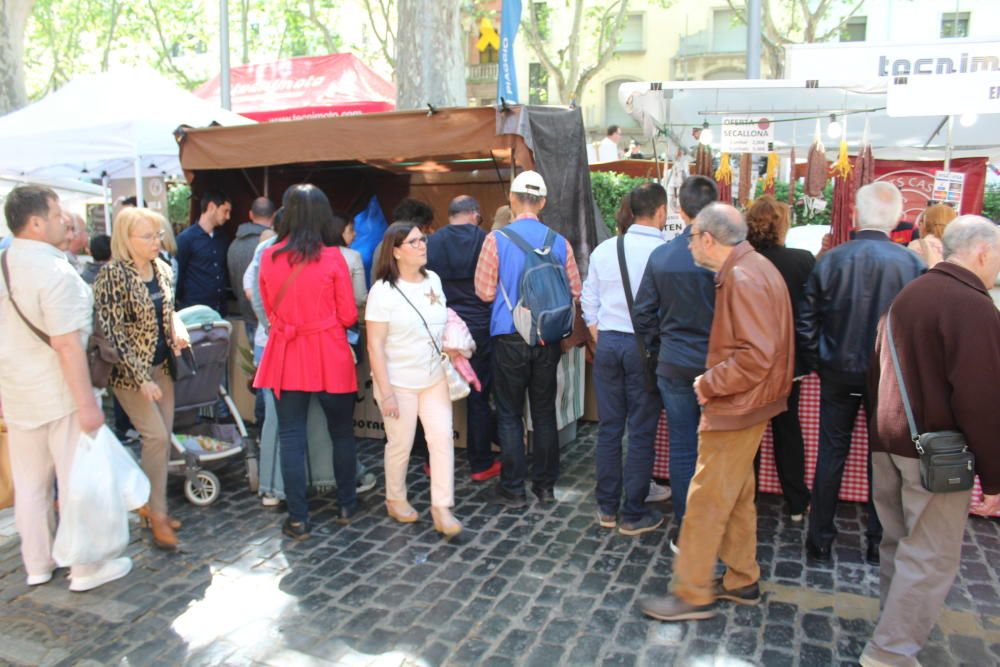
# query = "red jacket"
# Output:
<box><xmin>253</xmin><ymin>242</ymin><xmax>358</xmax><ymax>397</ymax></box>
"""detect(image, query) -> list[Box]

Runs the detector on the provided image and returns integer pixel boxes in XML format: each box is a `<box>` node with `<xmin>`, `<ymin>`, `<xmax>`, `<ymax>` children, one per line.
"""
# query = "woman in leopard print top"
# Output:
<box><xmin>93</xmin><ymin>208</ymin><xmax>190</xmax><ymax>551</ymax></box>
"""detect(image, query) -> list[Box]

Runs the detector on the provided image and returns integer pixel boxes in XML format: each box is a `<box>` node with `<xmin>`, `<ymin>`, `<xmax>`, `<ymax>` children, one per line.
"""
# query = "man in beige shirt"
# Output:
<box><xmin>0</xmin><ymin>185</ymin><xmax>132</xmax><ymax>592</ymax></box>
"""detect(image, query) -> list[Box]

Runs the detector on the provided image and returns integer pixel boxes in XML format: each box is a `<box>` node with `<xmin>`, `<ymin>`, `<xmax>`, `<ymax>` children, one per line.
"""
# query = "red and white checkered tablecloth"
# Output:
<box><xmin>652</xmin><ymin>373</ymin><xmax>996</xmax><ymax>511</ymax></box>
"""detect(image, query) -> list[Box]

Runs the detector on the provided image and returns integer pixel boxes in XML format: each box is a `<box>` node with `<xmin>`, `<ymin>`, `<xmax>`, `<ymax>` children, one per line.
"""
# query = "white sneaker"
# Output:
<box><xmin>26</xmin><ymin>571</ymin><xmax>53</xmax><ymax>586</ymax></box>
<box><xmin>646</xmin><ymin>481</ymin><xmax>672</xmax><ymax>503</ymax></box>
<box><xmin>261</xmin><ymin>494</ymin><xmax>281</xmax><ymax>507</ymax></box>
<box><xmin>356</xmin><ymin>472</ymin><xmax>377</xmax><ymax>494</ymax></box>
<box><xmin>69</xmin><ymin>557</ymin><xmax>132</xmax><ymax>592</ymax></box>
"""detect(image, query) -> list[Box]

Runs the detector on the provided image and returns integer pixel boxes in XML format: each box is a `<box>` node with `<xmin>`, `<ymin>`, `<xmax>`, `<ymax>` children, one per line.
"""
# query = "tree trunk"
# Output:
<box><xmin>0</xmin><ymin>0</ymin><xmax>34</xmax><ymax>114</ymax></box>
<box><xmin>395</xmin><ymin>0</ymin><xmax>465</xmax><ymax>110</ymax></box>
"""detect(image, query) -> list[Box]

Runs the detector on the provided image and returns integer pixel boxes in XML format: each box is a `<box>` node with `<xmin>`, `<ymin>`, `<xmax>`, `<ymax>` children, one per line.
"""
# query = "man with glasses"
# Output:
<box><xmin>632</xmin><ymin>175</ymin><xmax>718</xmax><ymax>553</ymax></box>
<box><xmin>474</xmin><ymin>171</ymin><xmax>582</xmax><ymax>507</ymax></box>
<box><xmin>176</xmin><ymin>190</ymin><xmax>231</xmax><ymax>314</ymax></box>
<box><xmin>427</xmin><ymin>195</ymin><xmax>500</xmax><ymax>482</ymax></box>
<box><xmin>639</xmin><ymin>203</ymin><xmax>793</xmax><ymax>621</ymax></box>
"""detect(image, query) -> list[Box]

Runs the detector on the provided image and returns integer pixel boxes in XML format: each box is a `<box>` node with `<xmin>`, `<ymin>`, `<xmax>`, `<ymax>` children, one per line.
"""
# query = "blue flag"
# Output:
<box><xmin>497</xmin><ymin>0</ymin><xmax>522</xmax><ymax>104</ymax></box>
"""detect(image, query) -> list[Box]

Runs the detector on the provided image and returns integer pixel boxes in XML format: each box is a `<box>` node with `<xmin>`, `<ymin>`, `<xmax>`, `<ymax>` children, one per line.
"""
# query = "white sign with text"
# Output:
<box><xmin>720</xmin><ymin>117</ymin><xmax>774</xmax><ymax>154</ymax></box>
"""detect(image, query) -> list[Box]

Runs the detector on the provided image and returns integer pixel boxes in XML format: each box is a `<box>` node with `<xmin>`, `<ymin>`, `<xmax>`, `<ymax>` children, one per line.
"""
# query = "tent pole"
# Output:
<box><xmin>102</xmin><ymin>173</ymin><xmax>112</xmax><ymax>234</ymax></box>
<box><xmin>945</xmin><ymin>115</ymin><xmax>954</xmax><ymax>172</ymax></box>
<box><xmin>264</xmin><ymin>166</ymin><xmax>269</xmax><ymax>198</ymax></box>
<box><xmin>134</xmin><ymin>156</ymin><xmax>145</xmax><ymax>208</ymax></box>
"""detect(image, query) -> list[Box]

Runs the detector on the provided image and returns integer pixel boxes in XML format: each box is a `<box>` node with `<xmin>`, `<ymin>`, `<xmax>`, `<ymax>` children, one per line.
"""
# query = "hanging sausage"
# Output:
<box><xmin>737</xmin><ymin>153</ymin><xmax>753</xmax><ymax>206</ymax></box>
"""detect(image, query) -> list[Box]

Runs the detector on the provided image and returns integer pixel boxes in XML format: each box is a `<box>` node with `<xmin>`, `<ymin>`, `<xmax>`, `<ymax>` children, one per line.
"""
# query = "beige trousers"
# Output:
<box><xmin>672</xmin><ymin>421</ymin><xmax>768</xmax><ymax>606</ymax></box>
<box><xmin>7</xmin><ymin>411</ymin><xmax>105</xmax><ymax>577</ymax></box>
<box><xmin>113</xmin><ymin>364</ymin><xmax>174</xmax><ymax>514</ymax></box>
<box><xmin>376</xmin><ymin>379</ymin><xmax>454</xmax><ymax>508</ymax></box>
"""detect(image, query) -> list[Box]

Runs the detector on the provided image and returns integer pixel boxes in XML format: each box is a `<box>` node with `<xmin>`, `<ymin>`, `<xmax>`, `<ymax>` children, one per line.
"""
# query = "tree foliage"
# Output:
<box><xmin>725</xmin><ymin>0</ymin><xmax>865</xmax><ymax>77</ymax></box>
<box><xmin>0</xmin><ymin>0</ymin><xmax>36</xmax><ymax>113</ymax></box>
<box><xmin>590</xmin><ymin>170</ymin><xmax>649</xmax><ymax>237</ymax></box>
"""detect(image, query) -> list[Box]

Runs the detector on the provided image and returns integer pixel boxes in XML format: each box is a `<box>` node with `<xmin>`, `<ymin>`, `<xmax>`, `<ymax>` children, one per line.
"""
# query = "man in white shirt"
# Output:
<box><xmin>597</xmin><ymin>125</ymin><xmax>623</xmax><ymax>162</ymax></box>
<box><xmin>581</xmin><ymin>183</ymin><xmax>668</xmax><ymax>535</ymax></box>
<box><xmin>0</xmin><ymin>185</ymin><xmax>132</xmax><ymax>592</ymax></box>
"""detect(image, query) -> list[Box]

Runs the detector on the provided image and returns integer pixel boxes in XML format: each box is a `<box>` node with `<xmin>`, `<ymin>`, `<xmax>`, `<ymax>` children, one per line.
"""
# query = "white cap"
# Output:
<box><xmin>510</xmin><ymin>170</ymin><xmax>547</xmax><ymax>198</ymax></box>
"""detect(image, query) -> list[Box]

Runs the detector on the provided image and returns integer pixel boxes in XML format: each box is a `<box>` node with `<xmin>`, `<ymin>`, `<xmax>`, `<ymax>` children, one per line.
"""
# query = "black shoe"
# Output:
<box><xmin>806</xmin><ymin>540</ymin><xmax>832</xmax><ymax>562</ymax></box>
<box><xmin>532</xmin><ymin>487</ymin><xmax>557</xmax><ymax>507</ymax></box>
<box><xmin>713</xmin><ymin>577</ymin><xmax>761</xmax><ymax>605</ymax></box>
<box><xmin>282</xmin><ymin>518</ymin><xmax>310</xmax><ymax>541</ymax></box>
<box><xmin>338</xmin><ymin>500</ymin><xmax>365</xmax><ymax>525</ymax></box>
<box><xmin>866</xmin><ymin>542</ymin><xmax>880</xmax><ymax>566</ymax></box>
<box><xmin>618</xmin><ymin>510</ymin><xmax>664</xmax><ymax>537</ymax></box>
<box><xmin>494</xmin><ymin>484</ymin><xmax>528</xmax><ymax>508</ymax></box>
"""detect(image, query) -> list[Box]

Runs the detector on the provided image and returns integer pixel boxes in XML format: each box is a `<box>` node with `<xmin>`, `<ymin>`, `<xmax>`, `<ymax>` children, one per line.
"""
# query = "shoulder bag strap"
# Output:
<box><xmin>393</xmin><ymin>283</ymin><xmax>443</xmax><ymax>357</ymax></box>
<box><xmin>1</xmin><ymin>250</ymin><xmax>52</xmax><ymax>346</ymax></box>
<box><xmin>270</xmin><ymin>261</ymin><xmax>306</xmax><ymax>316</ymax></box>
<box><xmin>616</xmin><ymin>235</ymin><xmax>651</xmax><ymax>362</ymax></box>
<box><xmin>884</xmin><ymin>306</ymin><xmax>922</xmax><ymax>451</ymax></box>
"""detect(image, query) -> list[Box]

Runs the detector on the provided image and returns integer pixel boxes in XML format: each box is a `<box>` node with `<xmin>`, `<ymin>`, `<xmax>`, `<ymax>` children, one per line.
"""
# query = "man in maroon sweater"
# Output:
<box><xmin>862</xmin><ymin>216</ymin><xmax>1000</xmax><ymax>667</ymax></box>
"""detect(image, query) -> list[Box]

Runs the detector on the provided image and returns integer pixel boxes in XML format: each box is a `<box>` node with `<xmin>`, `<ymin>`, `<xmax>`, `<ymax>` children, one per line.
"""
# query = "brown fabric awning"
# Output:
<box><xmin>178</xmin><ymin>106</ymin><xmax>531</xmax><ymax>175</ymax></box>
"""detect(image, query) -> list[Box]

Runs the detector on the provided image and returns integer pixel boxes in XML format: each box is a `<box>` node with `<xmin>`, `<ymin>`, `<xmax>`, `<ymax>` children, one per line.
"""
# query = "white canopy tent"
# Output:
<box><xmin>0</xmin><ymin>69</ymin><xmax>253</xmax><ymax>228</ymax></box>
<box><xmin>617</xmin><ymin>78</ymin><xmax>1000</xmax><ymax>163</ymax></box>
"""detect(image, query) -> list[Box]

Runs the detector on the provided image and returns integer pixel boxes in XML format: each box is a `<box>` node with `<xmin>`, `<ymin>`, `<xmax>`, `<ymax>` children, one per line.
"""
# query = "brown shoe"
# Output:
<box><xmin>386</xmin><ymin>500</ymin><xmax>418</xmax><ymax>523</ymax></box>
<box><xmin>138</xmin><ymin>505</ymin><xmax>181</xmax><ymax>530</ymax></box>
<box><xmin>713</xmin><ymin>577</ymin><xmax>761</xmax><ymax>605</ymax></box>
<box><xmin>148</xmin><ymin>513</ymin><xmax>178</xmax><ymax>552</ymax></box>
<box><xmin>431</xmin><ymin>507</ymin><xmax>462</xmax><ymax>538</ymax></box>
<box><xmin>638</xmin><ymin>594</ymin><xmax>715</xmax><ymax>621</ymax></box>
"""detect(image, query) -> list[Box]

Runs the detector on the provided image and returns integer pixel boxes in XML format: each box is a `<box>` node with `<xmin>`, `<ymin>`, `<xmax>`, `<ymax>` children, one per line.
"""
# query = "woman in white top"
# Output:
<box><xmin>366</xmin><ymin>221</ymin><xmax>460</xmax><ymax>537</ymax></box>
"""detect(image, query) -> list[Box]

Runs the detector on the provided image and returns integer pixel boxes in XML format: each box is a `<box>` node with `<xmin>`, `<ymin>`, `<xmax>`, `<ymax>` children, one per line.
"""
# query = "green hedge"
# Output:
<box><xmin>983</xmin><ymin>183</ymin><xmax>1000</xmax><ymax>222</ymax></box>
<box><xmin>590</xmin><ymin>171</ymin><xmax>650</xmax><ymax>237</ymax></box>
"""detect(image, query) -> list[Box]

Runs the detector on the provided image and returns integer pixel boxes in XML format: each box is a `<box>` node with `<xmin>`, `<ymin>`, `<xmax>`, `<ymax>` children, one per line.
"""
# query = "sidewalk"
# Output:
<box><xmin>1</xmin><ymin>424</ymin><xmax>998</xmax><ymax>666</ymax></box>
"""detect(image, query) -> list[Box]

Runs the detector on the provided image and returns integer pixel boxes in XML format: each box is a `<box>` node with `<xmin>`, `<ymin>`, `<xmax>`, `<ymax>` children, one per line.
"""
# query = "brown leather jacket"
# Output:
<box><xmin>699</xmin><ymin>241</ymin><xmax>794</xmax><ymax>431</ymax></box>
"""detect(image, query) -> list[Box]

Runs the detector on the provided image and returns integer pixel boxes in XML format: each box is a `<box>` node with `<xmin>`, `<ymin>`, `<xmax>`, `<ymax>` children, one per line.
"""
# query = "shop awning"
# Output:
<box><xmin>195</xmin><ymin>54</ymin><xmax>395</xmax><ymax>122</ymax></box>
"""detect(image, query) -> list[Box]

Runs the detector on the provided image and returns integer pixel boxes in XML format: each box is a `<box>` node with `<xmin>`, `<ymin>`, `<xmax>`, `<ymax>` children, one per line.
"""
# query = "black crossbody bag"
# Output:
<box><xmin>885</xmin><ymin>308</ymin><xmax>974</xmax><ymax>493</ymax></box>
<box><xmin>616</xmin><ymin>235</ymin><xmax>658</xmax><ymax>393</ymax></box>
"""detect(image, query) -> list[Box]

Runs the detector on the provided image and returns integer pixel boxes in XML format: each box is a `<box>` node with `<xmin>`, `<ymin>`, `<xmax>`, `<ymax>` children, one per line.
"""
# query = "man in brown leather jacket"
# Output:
<box><xmin>638</xmin><ymin>203</ymin><xmax>794</xmax><ymax>621</ymax></box>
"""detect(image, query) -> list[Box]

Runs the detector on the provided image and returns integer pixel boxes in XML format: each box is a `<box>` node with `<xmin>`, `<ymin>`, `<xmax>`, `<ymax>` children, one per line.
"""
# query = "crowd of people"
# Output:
<box><xmin>1</xmin><ymin>169</ymin><xmax>999</xmax><ymax>666</ymax></box>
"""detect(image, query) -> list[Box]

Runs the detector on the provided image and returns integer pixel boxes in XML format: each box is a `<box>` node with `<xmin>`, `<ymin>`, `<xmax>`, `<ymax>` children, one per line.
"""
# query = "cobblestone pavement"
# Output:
<box><xmin>2</xmin><ymin>423</ymin><xmax>1000</xmax><ymax>666</ymax></box>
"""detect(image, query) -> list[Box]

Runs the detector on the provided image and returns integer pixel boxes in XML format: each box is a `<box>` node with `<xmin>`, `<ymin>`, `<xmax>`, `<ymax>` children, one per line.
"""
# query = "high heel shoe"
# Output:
<box><xmin>386</xmin><ymin>500</ymin><xmax>418</xmax><ymax>523</ymax></box>
<box><xmin>431</xmin><ymin>507</ymin><xmax>462</xmax><ymax>538</ymax></box>
<box><xmin>148</xmin><ymin>513</ymin><xmax>178</xmax><ymax>551</ymax></box>
<box><xmin>138</xmin><ymin>505</ymin><xmax>181</xmax><ymax>530</ymax></box>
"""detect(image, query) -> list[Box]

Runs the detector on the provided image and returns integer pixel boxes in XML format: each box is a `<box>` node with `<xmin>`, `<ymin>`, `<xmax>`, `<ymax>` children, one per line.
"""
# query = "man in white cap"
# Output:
<box><xmin>474</xmin><ymin>170</ymin><xmax>582</xmax><ymax>508</ymax></box>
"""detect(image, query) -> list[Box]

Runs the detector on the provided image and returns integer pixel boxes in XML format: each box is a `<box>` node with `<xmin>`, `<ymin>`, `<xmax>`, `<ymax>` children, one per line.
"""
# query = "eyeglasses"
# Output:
<box><xmin>131</xmin><ymin>231</ymin><xmax>166</xmax><ymax>242</ymax></box>
<box><xmin>400</xmin><ymin>235</ymin><xmax>428</xmax><ymax>249</ymax></box>
<box><xmin>687</xmin><ymin>231</ymin><xmax>703</xmax><ymax>245</ymax></box>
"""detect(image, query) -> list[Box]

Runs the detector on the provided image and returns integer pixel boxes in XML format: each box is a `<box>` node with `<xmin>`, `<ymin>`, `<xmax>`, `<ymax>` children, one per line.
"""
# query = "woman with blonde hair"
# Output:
<box><xmin>909</xmin><ymin>203</ymin><xmax>957</xmax><ymax>267</ymax></box>
<box><xmin>93</xmin><ymin>207</ymin><xmax>190</xmax><ymax>551</ymax></box>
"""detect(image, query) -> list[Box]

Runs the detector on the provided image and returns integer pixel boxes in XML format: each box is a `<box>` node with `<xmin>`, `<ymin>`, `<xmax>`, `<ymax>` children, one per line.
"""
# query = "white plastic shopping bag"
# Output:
<box><xmin>53</xmin><ymin>426</ymin><xmax>149</xmax><ymax>566</ymax></box>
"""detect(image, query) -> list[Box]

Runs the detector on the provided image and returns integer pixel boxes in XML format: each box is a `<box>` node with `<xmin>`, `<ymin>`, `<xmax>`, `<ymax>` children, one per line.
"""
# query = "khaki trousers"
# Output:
<box><xmin>861</xmin><ymin>452</ymin><xmax>972</xmax><ymax>667</ymax></box>
<box><xmin>672</xmin><ymin>420</ymin><xmax>768</xmax><ymax>606</ymax></box>
<box><xmin>113</xmin><ymin>365</ymin><xmax>174</xmax><ymax>514</ymax></box>
<box><xmin>376</xmin><ymin>379</ymin><xmax>454</xmax><ymax>508</ymax></box>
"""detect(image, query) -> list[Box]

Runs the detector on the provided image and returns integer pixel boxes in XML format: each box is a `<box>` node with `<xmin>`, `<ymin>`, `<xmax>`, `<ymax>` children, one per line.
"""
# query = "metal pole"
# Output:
<box><xmin>945</xmin><ymin>115</ymin><xmax>954</xmax><ymax>172</ymax></box>
<box><xmin>220</xmin><ymin>0</ymin><xmax>232</xmax><ymax>109</ymax></box>
<box><xmin>746</xmin><ymin>0</ymin><xmax>762</xmax><ymax>79</ymax></box>
<box><xmin>102</xmin><ymin>173</ymin><xmax>112</xmax><ymax>234</ymax></box>
<box><xmin>133</xmin><ymin>155</ymin><xmax>145</xmax><ymax>208</ymax></box>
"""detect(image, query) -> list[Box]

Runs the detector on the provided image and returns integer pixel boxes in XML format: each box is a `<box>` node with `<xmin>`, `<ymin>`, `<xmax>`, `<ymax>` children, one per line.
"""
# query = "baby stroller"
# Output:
<box><xmin>170</xmin><ymin>306</ymin><xmax>254</xmax><ymax>506</ymax></box>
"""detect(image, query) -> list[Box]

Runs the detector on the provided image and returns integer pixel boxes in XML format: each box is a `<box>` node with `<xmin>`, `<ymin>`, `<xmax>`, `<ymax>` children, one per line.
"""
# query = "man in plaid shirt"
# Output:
<box><xmin>474</xmin><ymin>171</ymin><xmax>581</xmax><ymax>508</ymax></box>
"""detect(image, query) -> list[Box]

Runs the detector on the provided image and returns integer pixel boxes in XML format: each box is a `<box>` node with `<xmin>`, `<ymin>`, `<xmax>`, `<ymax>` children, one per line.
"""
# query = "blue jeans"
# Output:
<box><xmin>657</xmin><ymin>374</ymin><xmax>702</xmax><ymax>525</ymax></box>
<box><xmin>246</xmin><ymin>323</ymin><xmax>265</xmax><ymax>426</ymax></box>
<box><xmin>274</xmin><ymin>390</ymin><xmax>357</xmax><ymax>524</ymax></box>
<box><xmin>593</xmin><ymin>332</ymin><xmax>661</xmax><ymax>523</ymax></box>
<box><xmin>467</xmin><ymin>331</ymin><xmax>496</xmax><ymax>473</ymax></box>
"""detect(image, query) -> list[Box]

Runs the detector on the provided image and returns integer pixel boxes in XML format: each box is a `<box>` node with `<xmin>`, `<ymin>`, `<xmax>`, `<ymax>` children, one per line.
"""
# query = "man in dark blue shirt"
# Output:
<box><xmin>176</xmin><ymin>190</ymin><xmax>231</xmax><ymax>314</ymax></box>
<box><xmin>632</xmin><ymin>175</ymin><xmax>718</xmax><ymax>552</ymax></box>
<box><xmin>426</xmin><ymin>195</ymin><xmax>499</xmax><ymax>482</ymax></box>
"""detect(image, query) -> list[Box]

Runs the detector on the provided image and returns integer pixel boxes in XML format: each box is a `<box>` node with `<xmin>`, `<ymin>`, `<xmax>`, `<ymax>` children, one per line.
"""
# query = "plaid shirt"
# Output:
<box><xmin>474</xmin><ymin>230</ymin><xmax>582</xmax><ymax>303</ymax></box>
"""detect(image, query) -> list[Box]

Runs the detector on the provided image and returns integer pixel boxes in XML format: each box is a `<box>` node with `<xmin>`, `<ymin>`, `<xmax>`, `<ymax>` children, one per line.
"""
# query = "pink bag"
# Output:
<box><xmin>443</xmin><ymin>309</ymin><xmax>481</xmax><ymax>392</ymax></box>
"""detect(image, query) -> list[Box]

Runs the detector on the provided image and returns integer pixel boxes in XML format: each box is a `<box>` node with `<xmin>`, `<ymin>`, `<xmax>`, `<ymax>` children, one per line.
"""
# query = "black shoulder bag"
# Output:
<box><xmin>616</xmin><ymin>235</ymin><xmax>658</xmax><ymax>393</ymax></box>
<box><xmin>885</xmin><ymin>307</ymin><xmax>974</xmax><ymax>493</ymax></box>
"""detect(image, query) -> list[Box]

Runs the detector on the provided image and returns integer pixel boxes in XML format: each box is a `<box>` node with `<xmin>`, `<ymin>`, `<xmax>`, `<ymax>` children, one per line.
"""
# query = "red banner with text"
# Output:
<box><xmin>872</xmin><ymin>157</ymin><xmax>987</xmax><ymax>222</ymax></box>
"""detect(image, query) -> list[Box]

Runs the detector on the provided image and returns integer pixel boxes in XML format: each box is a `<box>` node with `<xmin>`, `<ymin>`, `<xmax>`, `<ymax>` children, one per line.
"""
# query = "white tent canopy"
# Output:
<box><xmin>0</xmin><ymin>69</ymin><xmax>254</xmax><ymax>182</ymax></box>
<box><xmin>618</xmin><ymin>78</ymin><xmax>1000</xmax><ymax>162</ymax></box>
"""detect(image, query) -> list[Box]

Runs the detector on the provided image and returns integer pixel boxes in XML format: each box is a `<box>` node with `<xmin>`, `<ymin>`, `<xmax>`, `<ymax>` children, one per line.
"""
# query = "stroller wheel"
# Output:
<box><xmin>184</xmin><ymin>471</ymin><xmax>220</xmax><ymax>506</ymax></box>
<box><xmin>246</xmin><ymin>457</ymin><xmax>260</xmax><ymax>493</ymax></box>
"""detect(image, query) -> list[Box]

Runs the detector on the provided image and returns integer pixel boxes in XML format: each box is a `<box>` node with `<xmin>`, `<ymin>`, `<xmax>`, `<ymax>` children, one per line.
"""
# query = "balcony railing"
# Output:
<box><xmin>676</xmin><ymin>30</ymin><xmax>746</xmax><ymax>58</ymax></box>
<box><xmin>467</xmin><ymin>63</ymin><xmax>499</xmax><ymax>81</ymax></box>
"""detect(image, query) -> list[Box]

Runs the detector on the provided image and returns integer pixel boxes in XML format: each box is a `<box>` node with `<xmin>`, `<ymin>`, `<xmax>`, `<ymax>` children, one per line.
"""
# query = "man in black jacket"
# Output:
<box><xmin>798</xmin><ymin>182</ymin><xmax>925</xmax><ymax>565</ymax></box>
<box><xmin>426</xmin><ymin>196</ymin><xmax>499</xmax><ymax>481</ymax></box>
<box><xmin>633</xmin><ymin>176</ymin><xmax>717</xmax><ymax>551</ymax></box>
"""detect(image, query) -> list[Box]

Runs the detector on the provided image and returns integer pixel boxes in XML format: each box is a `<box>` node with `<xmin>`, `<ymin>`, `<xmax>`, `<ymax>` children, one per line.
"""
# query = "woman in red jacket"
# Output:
<box><xmin>254</xmin><ymin>184</ymin><xmax>360</xmax><ymax>540</ymax></box>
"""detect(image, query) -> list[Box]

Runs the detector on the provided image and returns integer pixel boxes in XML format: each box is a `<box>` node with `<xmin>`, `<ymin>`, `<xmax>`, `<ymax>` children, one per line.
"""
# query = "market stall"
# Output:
<box><xmin>178</xmin><ymin>104</ymin><xmax>599</xmax><ymax>441</ymax></box>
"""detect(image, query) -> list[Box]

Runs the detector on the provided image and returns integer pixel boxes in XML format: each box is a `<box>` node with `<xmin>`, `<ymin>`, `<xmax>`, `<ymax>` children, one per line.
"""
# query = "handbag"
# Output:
<box><xmin>393</xmin><ymin>285</ymin><xmax>470</xmax><ymax>402</ymax></box>
<box><xmin>885</xmin><ymin>308</ymin><xmax>975</xmax><ymax>493</ymax></box>
<box><xmin>168</xmin><ymin>346</ymin><xmax>199</xmax><ymax>382</ymax></box>
<box><xmin>2</xmin><ymin>250</ymin><xmax>120</xmax><ymax>389</ymax></box>
<box><xmin>616</xmin><ymin>235</ymin><xmax>659</xmax><ymax>393</ymax></box>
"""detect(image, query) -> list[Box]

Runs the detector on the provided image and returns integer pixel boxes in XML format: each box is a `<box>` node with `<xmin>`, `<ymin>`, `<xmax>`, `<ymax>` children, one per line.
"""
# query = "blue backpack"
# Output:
<box><xmin>498</xmin><ymin>228</ymin><xmax>574</xmax><ymax>346</ymax></box>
